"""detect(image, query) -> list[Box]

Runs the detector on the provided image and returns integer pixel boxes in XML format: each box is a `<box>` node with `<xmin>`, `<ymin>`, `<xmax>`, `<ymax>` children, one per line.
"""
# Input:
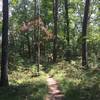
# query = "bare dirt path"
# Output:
<box><xmin>45</xmin><ymin>76</ymin><xmax>64</xmax><ymax>100</ymax></box>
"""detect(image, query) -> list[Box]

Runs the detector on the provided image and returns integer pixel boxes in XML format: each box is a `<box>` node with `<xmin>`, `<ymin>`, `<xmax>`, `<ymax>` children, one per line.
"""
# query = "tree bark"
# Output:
<box><xmin>37</xmin><ymin>41</ymin><xmax>40</xmax><ymax>74</ymax></box>
<box><xmin>64</xmin><ymin>0</ymin><xmax>70</xmax><ymax>61</ymax></box>
<box><xmin>82</xmin><ymin>0</ymin><xmax>91</xmax><ymax>68</ymax></box>
<box><xmin>53</xmin><ymin>0</ymin><xmax>58</xmax><ymax>62</ymax></box>
<box><xmin>26</xmin><ymin>35</ymin><xmax>31</xmax><ymax>58</ymax></box>
<box><xmin>0</xmin><ymin>0</ymin><xmax>9</xmax><ymax>86</ymax></box>
<box><xmin>31</xmin><ymin>0</ymin><xmax>37</xmax><ymax>62</ymax></box>
<box><xmin>64</xmin><ymin>0</ymin><xmax>70</xmax><ymax>46</ymax></box>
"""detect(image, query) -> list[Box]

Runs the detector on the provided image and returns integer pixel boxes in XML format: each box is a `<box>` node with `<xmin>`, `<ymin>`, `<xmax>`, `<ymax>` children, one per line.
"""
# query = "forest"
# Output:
<box><xmin>0</xmin><ymin>0</ymin><xmax>100</xmax><ymax>100</ymax></box>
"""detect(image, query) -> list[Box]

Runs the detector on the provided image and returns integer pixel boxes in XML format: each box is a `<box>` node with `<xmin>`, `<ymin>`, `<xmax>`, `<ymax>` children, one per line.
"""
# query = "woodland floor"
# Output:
<box><xmin>0</xmin><ymin>60</ymin><xmax>100</xmax><ymax>100</ymax></box>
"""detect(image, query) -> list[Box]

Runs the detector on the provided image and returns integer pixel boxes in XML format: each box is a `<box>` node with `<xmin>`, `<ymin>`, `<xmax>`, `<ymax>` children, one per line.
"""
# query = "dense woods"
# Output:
<box><xmin>0</xmin><ymin>0</ymin><xmax>100</xmax><ymax>100</ymax></box>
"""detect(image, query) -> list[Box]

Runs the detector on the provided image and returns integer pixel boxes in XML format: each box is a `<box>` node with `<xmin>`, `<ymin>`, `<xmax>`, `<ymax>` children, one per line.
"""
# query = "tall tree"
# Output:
<box><xmin>35</xmin><ymin>0</ymin><xmax>41</xmax><ymax>74</ymax></box>
<box><xmin>64</xmin><ymin>0</ymin><xmax>70</xmax><ymax>61</ymax></box>
<box><xmin>0</xmin><ymin>0</ymin><xmax>9</xmax><ymax>86</ymax></box>
<box><xmin>82</xmin><ymin>0</ymin><xmax>91</xmax><ymax>67</ymax></box>
<box><xmin>53</xmin><ymin>0</ymin><xmax>58</xmax><ymax>62</ymax></box>
<box><xmin>64</xmin><ymin>0</ymin><xmax>69</xmax><ymax>46</ymax></box>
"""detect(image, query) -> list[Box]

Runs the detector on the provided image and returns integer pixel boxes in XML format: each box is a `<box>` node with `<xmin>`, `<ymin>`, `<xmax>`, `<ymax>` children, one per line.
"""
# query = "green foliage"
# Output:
<box><xmin>8</xmin><ymin>0</ymin><xmax>100</xmax><ymax>64</ymax></box>
<box><xmin>88</xmin><ymin>32</ymin><xmax>100</xmax><ymax>43</ymax></box>
<box><xmin>12</xmin><ymin>0</ymin><xmax>18</xmax><ymax>6</ymax></box>
<box><xmin>0</xmin><ymin>0</ymin><xmax>99</xmax><ymax>99</ymax></box>
<box><xmin>48</xmin><ymin>60</ymin><xmax>100</xmax><ymax>100</ymax></box>
<box><xmin>0</xmin><ymin>67</ymin><xmax>48</xmax><ymax>100</ymax></box>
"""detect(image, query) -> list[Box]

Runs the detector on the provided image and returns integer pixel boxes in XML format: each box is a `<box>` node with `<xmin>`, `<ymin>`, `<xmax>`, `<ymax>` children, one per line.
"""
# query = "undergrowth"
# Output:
<box><xmin>0</xmin><ymin>58</ymin><xmax>100</xmax><ymax>100</ymax></box>
<box><xmin>0</xmin><ymin>65</ymin><xmax>48</xmax><ymax>100</ymax></box>
<box><xmin>49</xmin><ymin>60</ymin><xmax>100</xmax><ymax>100</ymax></box>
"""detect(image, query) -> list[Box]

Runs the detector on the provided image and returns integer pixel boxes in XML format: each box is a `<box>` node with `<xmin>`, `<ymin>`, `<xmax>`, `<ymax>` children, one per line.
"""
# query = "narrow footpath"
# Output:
<box><xmin>46</xmin><ymin>76</ymin><xmax>64</xmax><ymax>100</ymax></box>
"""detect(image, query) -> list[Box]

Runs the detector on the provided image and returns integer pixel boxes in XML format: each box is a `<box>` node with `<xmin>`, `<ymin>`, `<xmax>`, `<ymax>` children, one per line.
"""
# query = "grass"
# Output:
<box><xmin>0</xmin><ymin>65</ymin><xmax>48</xmax><ymax>100</ymax></box>
<box><xmin>0</xmin><ymin>58</ymin><xmax>100</xmax><ymax>100</ymax></box>
<box><xmin>0</xmin><ymin>83</ymin><xmax>47</xmax><ymax>100</ymax></box>
<box><xmin>48</xmin><ymin>60</ymin><xmax>100</xmax><ymax>100</ymax></box>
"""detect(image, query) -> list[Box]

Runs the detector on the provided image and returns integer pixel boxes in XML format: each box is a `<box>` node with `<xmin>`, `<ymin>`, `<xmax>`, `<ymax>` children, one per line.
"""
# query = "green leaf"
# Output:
<box><xmin>12</xmin><ymin>0</ymin><xmax>18</xmax><ymax>6</ymax></box>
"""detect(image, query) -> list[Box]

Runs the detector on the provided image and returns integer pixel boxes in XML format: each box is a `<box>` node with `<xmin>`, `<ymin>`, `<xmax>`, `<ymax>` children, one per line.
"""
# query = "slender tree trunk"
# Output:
<box><xmin>37</xmin><ymin>41</ymin><xmax>40</xmax><ymax>74</ymax></box>
<box><xmin>22</xmin><ymin>43</ymin><xmax>25</xmax><ymax>56</ymax></box>
<box><xmin>42</xmin><ymin>0</ymin><xmax>48</xmax><ymax>62</ymax></box>
<box><xmin>0</xmin><ymin>0</ymin><xmax>9</xmax><ymax>86</ymax></box>
<box><xmin>31</xmin><ymin>0</ymin><xmax>37</xmax><ymax>62</ymax></box>
<box><xmin>37</xmin><ymin>0</ymin><xmax>40</xmax><ymax>75</ymax></box>
<box><xmin>53</xmin><ymin>0</ymin><xmax>58</xmax><ymax>62</ymax></box>
<box><xmin>32</xmin><ymin>34</ymin><xmax>35</xmax><ymax>62</ymax></box>
<box><xmin>64</xmin><ymin>0</ymin><xmax>70</xmax><ymax>46</ymax></box>
<box><xmin>82</xmin><ymin>0</ymin><xmax>91</xmax><ymax>67</ymax></box>
<box><xmin>64</xmin><ymin>0</ymin><xmax>70</xmax><ymax>61</ymax></box>
<box><xmin>26</xmin><ymin>35</ymin><xmax>31</xmax><ymax>58</ymax></box>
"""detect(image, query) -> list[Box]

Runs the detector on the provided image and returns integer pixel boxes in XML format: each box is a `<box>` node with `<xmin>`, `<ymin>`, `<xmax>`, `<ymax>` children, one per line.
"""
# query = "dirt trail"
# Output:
<box><xmin>45</xmin><ymin>76</ymin><xmax>64</xmax><ymax>100</ymax></box>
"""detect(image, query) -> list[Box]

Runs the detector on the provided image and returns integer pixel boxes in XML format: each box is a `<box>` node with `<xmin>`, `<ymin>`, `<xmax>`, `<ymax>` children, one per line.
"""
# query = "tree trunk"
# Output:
<box><xmin>26</xmin><ymin>35</ymin><xmax>31</xmax><ymax>58</ymax></box>
<box><xmin>64</xmin><ymin>0</ymin><xmax>70</xmax><ymax>46</ymax></box>
<box><xmin>36</xmin><ymin>0</ymin><xmax>41</xmax><ymax>75</ymax></box>
<box><xmin>64</xmin><ymin>0</ymin><xmax>70</xmax><ymax>62</ymax></box>
<box><xmin>82</xmin><ymin>0</ymin><xmax>91</xmax><ymax>68</ymax></box>
<box><xmin>53</xmin><ymin>0</ymin><xmax>58</xmax><ymax>62</ymax></box>
<box><xmin>37</xmin><ymin>42</ymin><xmax>40</xmax><ymax>74</ymax></box>
<box><xmin>0</xmin><ymin>0</ymin><xmax>9</xmax><ymax>86</ymax></box>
